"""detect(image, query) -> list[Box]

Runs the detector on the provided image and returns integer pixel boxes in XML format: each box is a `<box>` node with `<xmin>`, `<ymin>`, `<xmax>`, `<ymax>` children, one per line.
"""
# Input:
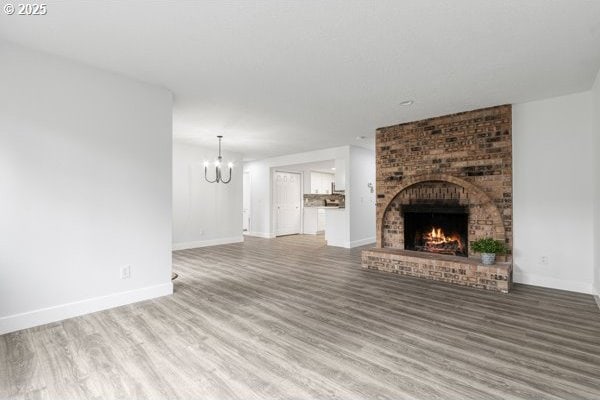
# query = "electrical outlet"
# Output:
<box><xmin>120</xmin><ymin>265</ymin><xmax>131</xmax><ymax>279</ymax></box>
<box><xmin>539</xmin><ymin>256</ymin><xmax>549</xmax><ymax>266</ymax></box>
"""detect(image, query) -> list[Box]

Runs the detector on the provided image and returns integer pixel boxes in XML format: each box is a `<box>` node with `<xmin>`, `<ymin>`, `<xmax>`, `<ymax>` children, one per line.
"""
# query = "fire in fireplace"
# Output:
<box><xmin>403</xmin><ymin>205</ymin><xmax>468</xmax><ymax>257</ymax></box>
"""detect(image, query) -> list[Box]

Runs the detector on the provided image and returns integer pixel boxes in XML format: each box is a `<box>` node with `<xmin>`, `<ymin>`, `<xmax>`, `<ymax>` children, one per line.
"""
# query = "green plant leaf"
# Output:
<box><xmin>471</xmin><ymin>238</ymin><xmax>506</xmax><ymax>254</ymax></box>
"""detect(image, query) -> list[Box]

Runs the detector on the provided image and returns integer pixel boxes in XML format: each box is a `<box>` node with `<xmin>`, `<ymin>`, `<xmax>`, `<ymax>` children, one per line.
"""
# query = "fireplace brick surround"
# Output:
<box><xmin>362</xmin><ymin>105</ymin><xmax>513</xmax><ymax>292</ymax></box>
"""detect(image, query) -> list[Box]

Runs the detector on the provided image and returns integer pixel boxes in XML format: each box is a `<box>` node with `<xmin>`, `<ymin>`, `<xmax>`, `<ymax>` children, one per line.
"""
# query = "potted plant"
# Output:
<box><xmin>471</xmin><ymin>238</ymin><xmax>507</xmax><ymax>265</ymax></box>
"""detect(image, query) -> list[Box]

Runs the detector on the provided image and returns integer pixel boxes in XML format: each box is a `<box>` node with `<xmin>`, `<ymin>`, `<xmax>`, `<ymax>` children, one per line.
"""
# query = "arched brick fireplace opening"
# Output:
<box><xmin>377</xmin><ymin>174</ymin><xmax>507</xmax><ymax>258</ymax></box>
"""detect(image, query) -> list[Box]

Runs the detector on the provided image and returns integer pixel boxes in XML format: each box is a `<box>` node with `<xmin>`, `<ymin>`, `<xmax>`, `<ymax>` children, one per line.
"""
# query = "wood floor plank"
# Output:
<box><xmin>1</xmin><ymin>234</ymin><xmax>599</xmax><ymax>399</ymax></box>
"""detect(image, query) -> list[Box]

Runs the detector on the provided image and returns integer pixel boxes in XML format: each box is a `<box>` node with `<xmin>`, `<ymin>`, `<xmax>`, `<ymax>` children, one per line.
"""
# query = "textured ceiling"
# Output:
<box><xmin>2</xmin><ymin>0</ymin><xmax>600</xmax><ymax>160</ymax></box>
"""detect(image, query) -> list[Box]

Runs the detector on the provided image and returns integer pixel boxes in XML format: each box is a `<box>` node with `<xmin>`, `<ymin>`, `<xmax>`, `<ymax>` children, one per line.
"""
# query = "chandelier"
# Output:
<box><xmin>204</xmin><ymin>135</ymin><xmax>233</xmax><ymax>184</ymax></box>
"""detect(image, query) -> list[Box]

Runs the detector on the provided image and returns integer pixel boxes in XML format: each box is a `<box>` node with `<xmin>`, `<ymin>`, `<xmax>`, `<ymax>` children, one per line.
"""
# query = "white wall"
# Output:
<box><xmin>349</xmin><ymin>146</ymin><xmax>376</xmax><ymax>246</ymax></box>
<box><xmin>513</xmin><ymin>91</ymin><xmax>594</xmax><ymax>293</ymax></box>
<box><xmin>172</xmin><ymin>141</ymin><xmax>243</xmax><ymax>249</ymax></box>
<box><xmin>593</xmin><ymin>70</ymin><xmax>600</xmax><ymax>296</ymax></box>
<box><xmin>0</xmin><ymin>42</ymin><xmax>173</xmax><ymax>334</ymax></box>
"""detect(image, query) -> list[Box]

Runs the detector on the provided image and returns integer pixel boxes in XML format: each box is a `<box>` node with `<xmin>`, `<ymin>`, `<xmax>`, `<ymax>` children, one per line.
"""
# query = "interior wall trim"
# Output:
<box><xmin>172</xmin><ymin>235</ymin><xmax>244</xmax><ymax>250</ymax></box>
<box><xmin>0</xmin><ymin>282</ymin><xmax>173</xmax><ymax>335</ymax></box>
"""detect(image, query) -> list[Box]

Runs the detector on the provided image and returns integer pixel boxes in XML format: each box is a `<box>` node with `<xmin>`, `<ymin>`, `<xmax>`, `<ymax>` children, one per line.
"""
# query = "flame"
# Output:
<box><xmin>422</xmin><ymin>226</ymin><xmax>464</xmax><ymax>254</ymax></box>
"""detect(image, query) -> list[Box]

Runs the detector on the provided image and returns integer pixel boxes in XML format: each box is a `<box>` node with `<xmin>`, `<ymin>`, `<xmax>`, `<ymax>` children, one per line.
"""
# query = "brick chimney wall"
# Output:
<box><xmin>375</xmin><ymin>105</ymin><xmax>512</xmax><ymax>256</ymax></box>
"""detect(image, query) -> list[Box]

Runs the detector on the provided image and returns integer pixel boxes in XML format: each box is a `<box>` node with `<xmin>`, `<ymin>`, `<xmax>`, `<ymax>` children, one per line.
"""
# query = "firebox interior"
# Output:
<box><xmin>403</xmin><ymin>204</ymin><xmax>469</xmax><ymax>257</ymax></box>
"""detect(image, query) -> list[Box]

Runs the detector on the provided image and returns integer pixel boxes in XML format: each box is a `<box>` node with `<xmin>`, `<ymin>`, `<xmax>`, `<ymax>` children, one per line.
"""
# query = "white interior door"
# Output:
<box><xmin>243</xmin><ymin>171</ymin><xmax>251</xmax><ymax>232</ymax></box>
<box><xmin>274</xmin><ymin>171</ymin><xmax>302</xmax><ymax>236</ymax></box>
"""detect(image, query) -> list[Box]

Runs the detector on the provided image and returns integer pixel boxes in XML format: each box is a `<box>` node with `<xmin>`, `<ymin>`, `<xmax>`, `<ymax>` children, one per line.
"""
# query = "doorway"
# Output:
<box><xmin>243</xmin><ymin>171</ymin><xmax>251</xmax><ymax>232</ymax></box>
<box><xmin>274</xmin><ymin>171</ymin><xmax>302</xmax><ymax>236</ymax></box>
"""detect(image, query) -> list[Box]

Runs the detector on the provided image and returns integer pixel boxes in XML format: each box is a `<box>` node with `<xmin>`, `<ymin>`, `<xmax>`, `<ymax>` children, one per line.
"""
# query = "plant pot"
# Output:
<box><xmin>481</xmin><ymin>253</ymin><xmax>496</xmax><ymax>265</ymax></box>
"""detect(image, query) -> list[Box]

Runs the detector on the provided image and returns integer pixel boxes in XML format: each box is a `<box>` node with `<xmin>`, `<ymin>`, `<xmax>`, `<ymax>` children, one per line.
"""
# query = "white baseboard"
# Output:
<box><xmin>0</xmin><ymin>282</ymin><xmax>173</xmax><ymax>335</ymax></box>
<box><xmin>513</xmin><ymin>272</ymin><xmax>593</xmax><ymax>294</ymax></box>
<box><xmin>326</xmin><ymin>237</ymin><xmax>375</xmax><ymax>249</ymax></box>
<box><xmin>244</xmin><ymin>231</ymin><xmax>276</xmax><ymax>239</ymax></box>
<box><xmin>349</xmin><ymin>237</ymin><xmax>376</xmax><ymax>248</ymax></box>
<box><xmin>172</xmin><ymin>235</ymin><xmax>244</xmax><ymax>250</ymax></box>
<box><xmin>325</xmin><ymin>239</ymin><xmax>350</xmax><ymax>248</ymax></box>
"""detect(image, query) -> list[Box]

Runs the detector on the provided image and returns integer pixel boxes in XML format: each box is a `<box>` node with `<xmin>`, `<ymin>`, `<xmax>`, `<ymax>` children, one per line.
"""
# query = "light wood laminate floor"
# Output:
<box><xmin>2</xmin><ymin>235</ymin><xmax>600</xmax><ymax>399</ymax></box>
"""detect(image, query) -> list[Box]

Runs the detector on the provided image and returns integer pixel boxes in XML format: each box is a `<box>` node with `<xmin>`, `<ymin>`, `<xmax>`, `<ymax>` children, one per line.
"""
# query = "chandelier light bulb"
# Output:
<box><xmin>203</xmin><ymin>161</ymin><xmax>209</xmax><ymax>167</ymax></box>
<box><xmin>214</xmin><ymin>160</ymin><xmax>221</xmax><ymax>167</ymax></box>
<box><xmin>228</xmin><ymin>162</ymin><xmax>234</xmax><ymax>168</ymax></box>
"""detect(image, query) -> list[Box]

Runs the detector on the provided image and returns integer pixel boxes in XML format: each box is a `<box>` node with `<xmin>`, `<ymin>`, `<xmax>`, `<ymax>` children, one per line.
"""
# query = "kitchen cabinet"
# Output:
<box><xmin>304</xmin><ymin>207</ymin><xmax>328</xmax><ymax>234</ymax></box>
<box><xmin>310</xmin><ymin>172</ymin><xmax>334</xmax><ymax>194</ymax></box>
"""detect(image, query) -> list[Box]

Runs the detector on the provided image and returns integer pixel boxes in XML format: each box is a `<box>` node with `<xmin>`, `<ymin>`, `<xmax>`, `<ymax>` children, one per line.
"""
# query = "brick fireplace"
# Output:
<box><xmin>362</xmin><ymin>105</ymin><xmax>513</xmax><ymax>292</ymax></box>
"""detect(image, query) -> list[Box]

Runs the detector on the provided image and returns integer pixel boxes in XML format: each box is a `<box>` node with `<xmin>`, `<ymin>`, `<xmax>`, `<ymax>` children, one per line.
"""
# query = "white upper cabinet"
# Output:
<box><xmin>310</xmin><ymin>172</ymin><xmax>334</xmax><ymax>194</ymax></box>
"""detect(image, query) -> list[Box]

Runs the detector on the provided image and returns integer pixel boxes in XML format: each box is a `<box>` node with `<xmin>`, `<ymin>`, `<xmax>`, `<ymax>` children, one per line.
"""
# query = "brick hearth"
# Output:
<box><xmin>363</xmin><ymin>248</ymin><xmax>512</xmax><ymax>293</ymax></box>
<box><xmin>363</xmin><ymin>105</ymin><xmax>513</xmax><ymax>292</ymax></box>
